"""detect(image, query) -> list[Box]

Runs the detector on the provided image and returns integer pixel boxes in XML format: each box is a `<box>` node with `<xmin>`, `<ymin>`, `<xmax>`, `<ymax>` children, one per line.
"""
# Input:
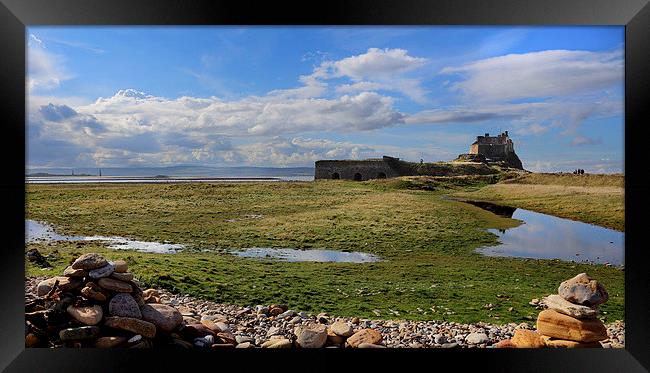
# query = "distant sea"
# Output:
<box><xmin>26</xmin><ymin>165</ymin><xmax>315</xmax><ymax>183</ymax></box>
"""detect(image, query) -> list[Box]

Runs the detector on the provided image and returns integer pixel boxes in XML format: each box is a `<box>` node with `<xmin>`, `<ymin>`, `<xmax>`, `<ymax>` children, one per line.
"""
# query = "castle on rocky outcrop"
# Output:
<box><xmin>314</xmin><ymin>131</ymin><xmax>524</xmax><ymax>181</ymax></box>
<box><xmin>456</xmin><ymin>131</ymin><xmax>523</xmax><ymax>169</ymax></box>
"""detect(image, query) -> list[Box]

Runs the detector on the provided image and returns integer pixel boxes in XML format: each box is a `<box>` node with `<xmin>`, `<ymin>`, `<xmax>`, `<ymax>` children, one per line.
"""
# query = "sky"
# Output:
<box><xmin>27</xmin><ymin>26</ymin><xmax>624</xmax><ymax>173</ymax></box>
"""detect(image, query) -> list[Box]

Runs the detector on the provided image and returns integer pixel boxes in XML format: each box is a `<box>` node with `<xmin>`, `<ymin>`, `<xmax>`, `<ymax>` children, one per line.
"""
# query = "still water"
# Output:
<box><xmin>466</xmin><ymin>201</ymin><xmax>624</xmax><ymax>266</ymax></box>
<box><xmin>26</xmin><ymin>220</ymin><xmax>184</xmax><ymax>254</ymax></box>
<box><xmin>231</xmin><ymin>247</ymin><xmax>381</xmax><ymax>263</ymax></box>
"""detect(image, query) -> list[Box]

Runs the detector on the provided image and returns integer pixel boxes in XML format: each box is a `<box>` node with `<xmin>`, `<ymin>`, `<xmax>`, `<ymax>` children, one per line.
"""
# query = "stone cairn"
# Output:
<box><xmin>495</xmin><ymin>273</ymin><xmax>609</xmax><ymax>348</ymax></box>
<box><xmin>25</xmin><ymin>252</ymin><xmax>385</xmax><ymax>349</ymax></box>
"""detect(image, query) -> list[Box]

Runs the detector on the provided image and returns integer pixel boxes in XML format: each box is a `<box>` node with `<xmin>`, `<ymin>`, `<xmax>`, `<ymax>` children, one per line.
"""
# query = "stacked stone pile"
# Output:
<box><xmin>496</xmin><ymin>273</ymin><xmax>610</xmax><ymax>348</ymax></box>
<box><xmin>25</xmin><ymin>252</ymin><xmax>385</xmax><ymax>349</ymax></box>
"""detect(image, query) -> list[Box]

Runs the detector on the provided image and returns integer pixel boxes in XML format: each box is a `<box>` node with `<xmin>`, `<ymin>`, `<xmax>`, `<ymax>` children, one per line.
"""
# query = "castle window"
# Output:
<box><xmin>377</xmin><ymin>172</ymin><xmax>386</xmax><ymax>179</ymax></box>
<box><xmin>354</xmin><ymin>173</ymin><xmax>362</xmax><ymax>181</ymax></box>
<box><xmin>331</xmin><ymin>172</ymin><xmax>340</xmax><ymax>180</ymax></box>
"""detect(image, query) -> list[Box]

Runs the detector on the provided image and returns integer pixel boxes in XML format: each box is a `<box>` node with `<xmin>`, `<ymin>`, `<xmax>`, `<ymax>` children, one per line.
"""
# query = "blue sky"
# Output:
<box><xmin>27</xmin><ymin>26</ymin><xmax>624</xmax><ymax>172</ymax></box>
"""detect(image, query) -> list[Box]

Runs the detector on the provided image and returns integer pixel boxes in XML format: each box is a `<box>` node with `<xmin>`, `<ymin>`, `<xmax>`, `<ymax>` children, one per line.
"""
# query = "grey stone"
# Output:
<box><xmin>558</xmin><ymin>273</ymin><xmax>609</xmax><ymax>306</ymax></box>
<box><xmin>542</xmin><ymin>294</ymin><xmax>598</xmax><ymax>319</ymax></box>
<box><xmin>59</xmin><ymin>326</ymin><xmax>101</xmax><ymax>341</ymax></box>
<box><xmin>88</xmin><ymin>263</ymin><xmax>115</xmax><ymax>279</ymax></box>
<box><xmin>465</xmin><ymin>332</ymin><xmax>489</xmax><ymax>345</ymax></box>
<box><xmin>109</xmin><ymin>293</ymin><xmax>142</xmax><ymax>318</ymax></box>
<box><xmin>72</xmin><ymin>253</ymin><xmax>108</xmax><ymax>270</ymax></box>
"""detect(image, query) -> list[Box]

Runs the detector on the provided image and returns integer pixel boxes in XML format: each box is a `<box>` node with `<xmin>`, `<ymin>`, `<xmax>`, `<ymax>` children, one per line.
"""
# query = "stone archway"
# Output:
<box><xmin>332</xmin><ymin>172</ymin><xmax>340</xmax><ymax>180</ymax></box>
<box><xmin>377</xmin><ymin>172</ymin><xmax>387</xmax><ymax>179</ymax></box>
<box><xmin>354</xmin><ymin>173</ymin><xmax>362</xmax><ymax>181</ymax></box>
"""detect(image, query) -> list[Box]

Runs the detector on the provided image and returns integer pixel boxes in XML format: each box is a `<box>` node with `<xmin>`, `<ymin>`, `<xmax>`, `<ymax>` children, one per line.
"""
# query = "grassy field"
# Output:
<box><xmin>25</xmin><ymin>177</ymin><xmax>624</xmax><ymax>324</ymax></box>
<box><xmin>453</xmin><ymin>173</ymin><xmax>624</xmax><ymax>231</ymax></box>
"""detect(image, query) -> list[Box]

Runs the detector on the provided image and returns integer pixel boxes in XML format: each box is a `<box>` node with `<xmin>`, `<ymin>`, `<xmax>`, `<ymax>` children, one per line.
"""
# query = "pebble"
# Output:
<box><xmin>465</xmin><ymin>332</ymin><xmax>489</xmax><ymax>345</ymax></box>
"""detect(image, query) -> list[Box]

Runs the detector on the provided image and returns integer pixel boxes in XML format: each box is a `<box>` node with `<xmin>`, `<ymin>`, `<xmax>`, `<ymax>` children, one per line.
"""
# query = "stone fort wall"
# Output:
<box><xmin>314</xmin><ymin>159</ymin><xmax>402</xmax><ymax>181</ymax></box>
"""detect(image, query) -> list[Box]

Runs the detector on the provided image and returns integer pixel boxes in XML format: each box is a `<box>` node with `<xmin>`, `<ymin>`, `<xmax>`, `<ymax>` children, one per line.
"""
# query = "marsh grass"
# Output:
<box><xmin>25</xmin><ymin>178</ymin><xmax>624</xmax><ymax>323</ymax></box>
<box><xmin>453</xmin><ymin>173</ymin><xmax>624</xmax><ymax>231</ymax></box>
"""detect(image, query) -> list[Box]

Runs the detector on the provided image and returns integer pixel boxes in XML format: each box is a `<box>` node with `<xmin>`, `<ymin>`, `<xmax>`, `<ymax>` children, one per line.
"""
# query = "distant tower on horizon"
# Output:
<box><xmin>72</xmin><ymin>169</ymin><xmax>74</xmax><ymax>176</ymax></box>
<box><xmin>99</xmin><ymin>169</ymin><xmax>102</xmax><ymax>177</ymax></box>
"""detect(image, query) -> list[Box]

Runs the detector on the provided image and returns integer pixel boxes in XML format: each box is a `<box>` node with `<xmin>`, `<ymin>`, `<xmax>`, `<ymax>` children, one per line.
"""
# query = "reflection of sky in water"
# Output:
<box><xmin>477</xmin><ymin>208</ymin><xmax>624</xmax><ymax>266</ymax></box>
<box><xmin>26</xmin><ymin>220</ymin><xmax>184</xmax><ymax>254</ymax></box>
<box><xmin>232</xmin><ymin>247</ymin><xmax>381</xmax><ymax>263</ymax></box>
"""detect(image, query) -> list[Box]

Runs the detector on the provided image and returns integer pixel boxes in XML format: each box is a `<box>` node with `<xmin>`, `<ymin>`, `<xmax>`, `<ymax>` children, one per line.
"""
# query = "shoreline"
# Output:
<box><xmin>25</xmin><ymin>276</ymin><xmax>625</xmax><ymax>348</ymax></box>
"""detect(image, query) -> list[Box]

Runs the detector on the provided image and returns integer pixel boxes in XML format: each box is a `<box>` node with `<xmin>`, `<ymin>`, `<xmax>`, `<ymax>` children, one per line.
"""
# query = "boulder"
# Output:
<box><xmin>542</xmin><ymin>294</ymin><xmax>598</xmax><ymax>319</ymax></box>
<box><xmin>109</xmin><ymin>293</ymin><xmax>142</xmax><ymax>318</ymax></box>
<box><xmin>558</xmin><ymin>273</ymin><xmax>608</xmax><ymax>306</ymax></box>
<box><xmin>140</xmin><ymin>303</ymin><xmax>183</xmax><ymax>332</ymax></box>
<box><xmin>66</xmin><ymin>305</ymin><xmax>103</xmax><ymax>326</ymax></box>
<box><xmin>98</xmin><ymin>277</ymin><xmax>133</xmax><ymax>293</ymax></box>
<box><xmin>536</xmin><ymin>309</ymin><xmax>607</xmax><ymax>342</ymax></box>
<box><xmin>71</xmin><ymin>253</ymin><xmax>108</xmax><ymax>270</ymax></box>
<box><xmin>346</xmin><ymin>328</ymin><xmax>382</xmax><ymax>348</ymax></box>
<box><xmin>295</xmin><ymin>323</ymin><xmax>328</xmax><ymax>348</ymax></box>
<box><xmin>104</xmin><ymin>317</ymin><xmax>156</xmax><ymax>338</ymax></box>
<box><xmin>511</xmin><ymin>329</ymin><xmax>545</xmax><ymax>348</ymax></box>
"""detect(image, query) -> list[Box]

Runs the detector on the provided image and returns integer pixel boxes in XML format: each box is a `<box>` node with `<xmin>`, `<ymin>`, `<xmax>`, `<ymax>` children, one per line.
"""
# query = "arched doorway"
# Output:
<box><xmin>332</xmin><ymin>172</ymin><xmax>340</xmax><ymax>180</ymax></box>
<box><xmin>354</xmin><ymin>173</ymin><xmax>362</xmax><ymax>181</ymax></box>
<box><xmin>377</xmin><ymin>172</ymin><xmax>387</xmax><ymax>179</ymax></box>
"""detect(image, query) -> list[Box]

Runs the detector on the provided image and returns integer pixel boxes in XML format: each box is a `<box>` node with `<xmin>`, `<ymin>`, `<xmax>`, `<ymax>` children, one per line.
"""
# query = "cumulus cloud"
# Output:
<box><xmin>441</xmin><ymin>49</ymin><xmax>623</xmax><ymax>102</ymax></box>
<box><xmin>28</xmin><ymin>88</ymin><xmax>408</xmax><ymax>167</ymax></box>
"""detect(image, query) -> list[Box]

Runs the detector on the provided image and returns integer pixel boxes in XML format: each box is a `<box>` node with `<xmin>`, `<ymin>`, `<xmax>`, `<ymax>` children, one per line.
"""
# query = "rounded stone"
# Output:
<box><xmin>37</xmin><ymin>276</ymin><xmax>82</xmax><ymax>296</ymax></box>
<box><xmin>109</xmin><ymin>293</ymin><xmax>142</xmax><ymax>318</ymax></box>
<box><xmin>140</xmin><ymin>303</ymin><xmax>183</xmax><ymax>332</ymax></box>
<box><xmin>113</xmin><ymin>260</ymin><xmax>128</xmax><ymax>273</ymax></box>
<box><xmin>95</xmin><ymin>336</ymin><xmax>127</xmax><ymax>348</ymax></box>
<box><xmin>558</xmin><ymin>273</ymin><xmax>609</xmax><ymax>306</ymax></box>
<box><xmin>63</xmin><ymin>266</ymin><xmax>87</xmax><ymax>278</ymax></box>
<box><xmin>330</xmin><ymin>321</ymin><xmax>354</xmax><ymax>337</ymax></box>
<box><xmin>465</xmin><ymin>332</ymin><xmax>489</xmax><ymax>345</ymax></box>
<box><xmin>511</xmin><ymin>329</ymin><xmax>545</xmax><ymax>348</ymax></box>
<box><xmin>111</xmin><ymin>272</ymin><xmax>134</xmax><ymax>282</ymax></box>
<box><xmin>295</xmin><ymin>323</ymin><xmax>328</xmax><ymax>348</ymax></box>
<box><xmin>59</xmin><ymin>326</ymin><xmax>101</xmax><ymax>341</ymax></box>
<box><xmin>346</xmin><ymin>329</ymin><xmax>382</xmax><ymax>348</ymax></box>
<box><xmin>88</xmin><ymin>263</ymin><xmax>115</xmax><ymax>279</ymax></box>
<box><xmin>81</xmin><ymin>283</ymin><xmax>108</xmax><ymax>302</ymax></box>
<box><xmin>66</xmin><ymin>305</ymin><xmax>103</xmax><ymax>326</ymax></box>
<box><xmin>71</xmin><ymin>253</ymin><xmax>108</xmax><ymax>270</ymax></box>
<box><xmin>98</xmin><ymin>277</ymin><xmax>133</xmax><ymax>292</ymax></box>
<box><xmin>104</xmin><ymin>317</ymin><xmax>156</xmax><ymax>338</ymax></box>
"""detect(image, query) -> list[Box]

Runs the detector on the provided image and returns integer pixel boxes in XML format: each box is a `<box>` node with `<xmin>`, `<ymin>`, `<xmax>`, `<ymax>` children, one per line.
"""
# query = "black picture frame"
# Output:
<box><xmin>1</xmin><ymin>0</ymin><xmax>648</xmax><ymax>371</ymax></box>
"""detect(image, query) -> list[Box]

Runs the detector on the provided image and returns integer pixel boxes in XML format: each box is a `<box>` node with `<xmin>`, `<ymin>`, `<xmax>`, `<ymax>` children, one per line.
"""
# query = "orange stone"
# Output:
<box><xmin>346</xmin><ymin>329</ymin><xmax>382</xmax><ymax>348</ymax></box>
<box><xmin>495</xmin><ymin>339</ymin><xmax>517</xmax><ymax>348</ymax></box>
<box><xmin>511</xmin><ymin>329</ymin><xmax>545</xmax><ymax>348</ymax></box>
<box><xmin>541</xmin><ymin>335</ymin><xmax>603</xmax><ymax>348</ymax></box>
<box><xmin>536</xmin><ymin>309</ymin><xmax>607</xmax><ymax>342</ymax></box>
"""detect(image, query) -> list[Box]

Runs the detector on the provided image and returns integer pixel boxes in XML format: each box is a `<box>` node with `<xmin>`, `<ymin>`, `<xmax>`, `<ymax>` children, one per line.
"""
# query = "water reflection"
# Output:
<box><xmin>470</xmin><ymin>204</ymin><xmax>624</xmax><ymax>266</ymax></box>
<box><xmin>26</xmin><ymin>220</ymin><xmax>184</xmax><ymax>254</ymax></box>
<box><xmin>232</xmin><ymin>247</ymin><xmax>381</xmax><ymax>263</ymax></box>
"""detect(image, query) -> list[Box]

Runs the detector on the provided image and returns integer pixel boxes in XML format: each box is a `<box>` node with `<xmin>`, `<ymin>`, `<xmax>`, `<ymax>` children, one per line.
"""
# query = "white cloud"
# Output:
<box><xmin>570</xmin><ymin>135</ymin><xmax>602</xmax><ymax>146</ymax></box>
<box><xmin>325</xmin><ymin>47</ymin><xmax>427</xmax><ymax>81</ymax></box>
<box><xmin>27</xmin><ymin>34</ymin><xmax>72</xmax><ymax>91</ymax></box>
<box><xmin>441</xmin><ymin>49</ymin><xmax>623</xmax><ymax>102</ymax></box>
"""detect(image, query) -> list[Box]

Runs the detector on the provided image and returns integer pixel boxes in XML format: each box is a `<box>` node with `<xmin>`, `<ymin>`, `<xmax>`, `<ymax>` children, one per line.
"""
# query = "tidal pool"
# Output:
<box><xmin>231</xmin><ymin>247</ymin><xmax>382</xmax><ymax>263</ymax></box>
<box><xmin>466</xmin><ymin>201</ymin><xmax>624</xmax><ymax>266</ymax></box>
<box><xmin>26</xmin><ymin>220</ymin><xmax>185</xmax><ymax>254</ymax></box>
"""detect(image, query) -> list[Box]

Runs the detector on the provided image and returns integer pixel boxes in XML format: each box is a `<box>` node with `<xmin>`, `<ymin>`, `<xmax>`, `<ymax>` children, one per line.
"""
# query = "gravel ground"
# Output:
<box><xmin>25</xmin><ymin>276</ymin><xmax>625</xmax><ymax>348</ymax></box>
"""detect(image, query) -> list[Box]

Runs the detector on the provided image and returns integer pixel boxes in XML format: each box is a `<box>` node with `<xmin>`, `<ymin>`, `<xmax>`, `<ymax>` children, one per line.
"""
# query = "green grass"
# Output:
<box><xmin>453</xmin><ymin>173</ymin><xmax>624</xmax><ymax>231</ymax></box>
<box><xmin>25</xmin><ymin>179</ymin><xmax>624</xmax><ymax>324</ymax></box>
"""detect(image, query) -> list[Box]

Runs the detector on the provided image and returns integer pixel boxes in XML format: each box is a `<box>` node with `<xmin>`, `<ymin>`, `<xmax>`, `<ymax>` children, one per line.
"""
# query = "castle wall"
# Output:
<box><xmin>314</xmin><ymin>160</ymin><xmax>401</xmax><ymax>180</ymax></box>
